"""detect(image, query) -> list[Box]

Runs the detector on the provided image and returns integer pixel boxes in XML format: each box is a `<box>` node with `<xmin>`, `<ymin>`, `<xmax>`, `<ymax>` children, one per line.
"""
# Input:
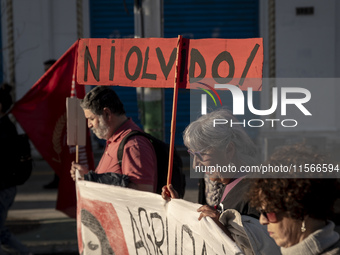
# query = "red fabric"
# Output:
<box><xmin>11</xmin><ymin>41</ymin><xmax>94</xmax><ymax>218</ymax></box>
<box><xmin>96</xmin><ymin>118</ymin><xmax>157</xmax><ymax>192</ymax></box>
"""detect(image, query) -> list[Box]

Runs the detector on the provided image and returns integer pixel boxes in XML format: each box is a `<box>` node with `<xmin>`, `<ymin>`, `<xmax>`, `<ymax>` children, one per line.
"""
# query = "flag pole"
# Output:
<box><xmin>71</xmin><ymin>42</ymin><xmax>79</xmax><ymax>164</ymax></box>
<box><xmin>167</xmin><ymin>35</ymin><xmax>183</xmax><ymax>186</ymax></box>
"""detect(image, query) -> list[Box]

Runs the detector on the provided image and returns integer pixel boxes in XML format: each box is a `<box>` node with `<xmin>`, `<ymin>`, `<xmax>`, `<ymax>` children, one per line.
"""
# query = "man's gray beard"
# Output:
<box><xmin>92</xmin><ymin>116</ymin><xmax>110</xmax><ymax>140</ymax></box>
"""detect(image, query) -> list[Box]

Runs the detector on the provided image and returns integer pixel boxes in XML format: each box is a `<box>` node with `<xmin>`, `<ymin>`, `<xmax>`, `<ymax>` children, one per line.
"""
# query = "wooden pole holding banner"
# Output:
<box><xmin>67</xmin><ymin>44</ymin><xmax>86</xmax><ymax>164</ymax></box>
<box><xmin>167</xmin><ymin>35</ymin><xmax>183</xmax><ymax>186</ymax></box>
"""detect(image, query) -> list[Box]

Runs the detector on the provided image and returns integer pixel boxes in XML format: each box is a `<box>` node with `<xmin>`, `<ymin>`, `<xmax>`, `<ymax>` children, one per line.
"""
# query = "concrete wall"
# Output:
<box><xmin>1</xmin><ymin>0</ymin><xmax>90</xmax><ymax>100</ymax></box>
<box><xmin>259</xmin><ymin>0</ymin><xmax>340</xmax><ymax>159</ymax></box>
<box><xmin>276</xmin><ymin>1</ymin><xmax>337</xmax><ymax>78</ymax></box>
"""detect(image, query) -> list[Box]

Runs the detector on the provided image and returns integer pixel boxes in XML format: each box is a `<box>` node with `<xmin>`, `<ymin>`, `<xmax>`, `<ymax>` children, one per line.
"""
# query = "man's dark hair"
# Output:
<box><xmin>44</xmin><ymin>59</ymin><xmax>57</xmax><ymax>72</ymax></box>
<box><xmin>0</xmin><ymin>83</ymin><xmax>13</xmax><ymax>113</ymax></box>
<box><xmin>43</xmin><ymin>59</ymin><xmax>56</xmax><ymax>66</ymax></box>
<box><xmin>80</xmin><ymin>86</ymin><xmax>125</xmax><ymax>116</ymax></box>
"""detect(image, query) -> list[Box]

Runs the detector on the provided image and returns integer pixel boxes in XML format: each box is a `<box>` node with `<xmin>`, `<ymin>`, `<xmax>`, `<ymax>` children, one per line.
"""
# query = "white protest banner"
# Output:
<box><xmin>76</xmin><ymin>180</ymin><xmax>243</xmax><ymax>255</ymax></box>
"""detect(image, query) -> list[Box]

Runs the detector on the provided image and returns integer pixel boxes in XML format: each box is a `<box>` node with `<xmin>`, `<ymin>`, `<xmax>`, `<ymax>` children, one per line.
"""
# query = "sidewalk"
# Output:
<box><xmin>5</xmin><ymin>148</ymin><xmax>197</xmax><ymax>255</ymax></box>
<box><xmin>6</xmin><ymin>158</ymin><xmax>78</xmax><ymax>255</ymax></box>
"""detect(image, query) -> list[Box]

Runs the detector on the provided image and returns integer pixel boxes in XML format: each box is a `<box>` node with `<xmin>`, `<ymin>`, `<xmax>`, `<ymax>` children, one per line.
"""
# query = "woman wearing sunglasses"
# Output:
<box><xmin>162</xmin><ymin>108</ymin><xmax>281</xmax><ymax>254</ymax></box>
<box><xmin>249</xmin><ymin>144</ymin><xmax>340</xmax><ymax>255</ymax></box>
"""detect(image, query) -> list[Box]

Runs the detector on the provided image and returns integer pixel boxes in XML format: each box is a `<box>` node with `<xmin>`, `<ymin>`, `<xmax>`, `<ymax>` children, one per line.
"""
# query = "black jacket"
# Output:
<box><xmin>221</xmin><ymin>178</ymin><xmax>259</xmax><ymax>219</ymax></box>
<box><xmin>0</xmin><ymin>115</ymin><xmax>18</xmax><ymax>189</ymax></box>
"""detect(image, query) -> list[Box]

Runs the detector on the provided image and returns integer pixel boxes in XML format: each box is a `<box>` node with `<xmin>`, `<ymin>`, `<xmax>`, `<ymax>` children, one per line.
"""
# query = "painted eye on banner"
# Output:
<box><xmin>87</xmin><ymin>241</ymin><xmax>99</xmax><ymax>251</ymax></box>
<box><xmin>78</xmin><ymin>197</ymin><xmax>128</xmax><ymax>254</ymax></box>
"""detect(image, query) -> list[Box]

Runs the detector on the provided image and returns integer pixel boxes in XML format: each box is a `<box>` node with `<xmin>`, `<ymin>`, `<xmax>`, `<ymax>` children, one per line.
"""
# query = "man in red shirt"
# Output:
<box><xmin>70</xmin><ymin>86</ymin><xmax>157</xmax><ymax>192</ymax></box>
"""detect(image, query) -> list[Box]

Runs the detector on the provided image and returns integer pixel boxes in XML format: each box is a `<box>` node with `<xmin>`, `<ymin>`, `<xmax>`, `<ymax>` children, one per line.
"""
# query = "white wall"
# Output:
<box><xmin>259</xmin><ymin>0</ymin><xmax>340</xmax><ymax>130</ymax></box>
<box><xmin>259</xmin><ymin>0</ymin><xmax>340</xmax><ymax>158</ymax></box>
<box><xmin>276</xmin><ymin>0</ymin><xmax>336</xmax><ymax>78</ymax></box>
<box><xmin>1</xmin><ymin>0</ymin><xmax>90</xmax><ymax>100</ymax></box>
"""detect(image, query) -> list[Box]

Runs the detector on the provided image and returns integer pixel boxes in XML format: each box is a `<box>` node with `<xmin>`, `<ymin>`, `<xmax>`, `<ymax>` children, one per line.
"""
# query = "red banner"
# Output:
<box><xmin>11</xmin><ymin>41</ymin><xmax>95</xmax><ymax>218</ymax></box>
<box><xmin>77</xmin><ymin>38</ymin><xmax>263</xmax><ymax>90</ymax></box>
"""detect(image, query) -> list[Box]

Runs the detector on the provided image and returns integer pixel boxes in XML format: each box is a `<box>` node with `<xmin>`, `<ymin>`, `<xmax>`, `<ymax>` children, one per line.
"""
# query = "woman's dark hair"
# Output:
<box><xmin>249</xmin><ymin>143</ymin><xmax>339</xmax><ymax>221</ymax></box>
<box><xmin>0</xmin><ymin>83</ymin><xmax>13</xmax><ymax>113</ymax></box>
<box><xmin>80</xmin><ymin>86</ymin><xmax>125</xmax><ymax>116</ymax></box>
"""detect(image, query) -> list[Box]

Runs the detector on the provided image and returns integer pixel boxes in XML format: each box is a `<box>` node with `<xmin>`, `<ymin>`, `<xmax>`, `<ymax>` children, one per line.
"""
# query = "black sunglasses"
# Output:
<box><xmin>259</xmin><ymin>209</ymin><xmax>278</xmax><ymax>223</ymax></box>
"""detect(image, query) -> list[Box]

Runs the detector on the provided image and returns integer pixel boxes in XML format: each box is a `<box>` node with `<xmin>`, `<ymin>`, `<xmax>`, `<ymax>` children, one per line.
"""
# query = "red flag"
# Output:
<box><xmin>11</xmin><ymin>41</ymin><xmax>95</xmax><ymax>218</ymax></box>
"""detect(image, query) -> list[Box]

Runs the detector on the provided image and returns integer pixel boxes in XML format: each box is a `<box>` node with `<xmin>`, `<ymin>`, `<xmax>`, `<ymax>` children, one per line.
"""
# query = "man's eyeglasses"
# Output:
<box><xmin>259</xmin><ymin>209</ymin><xmax>278</xmax><ymax>223</ymax></box>
<box><xmin>188</xmin><ymin>150</ymin><xmax>203</xmax><ymax>161</ymax></box>
<box><xmin>187</xmin><ymin>149</ymin><xmax>209</xmax><ymax>162</ymax></box>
